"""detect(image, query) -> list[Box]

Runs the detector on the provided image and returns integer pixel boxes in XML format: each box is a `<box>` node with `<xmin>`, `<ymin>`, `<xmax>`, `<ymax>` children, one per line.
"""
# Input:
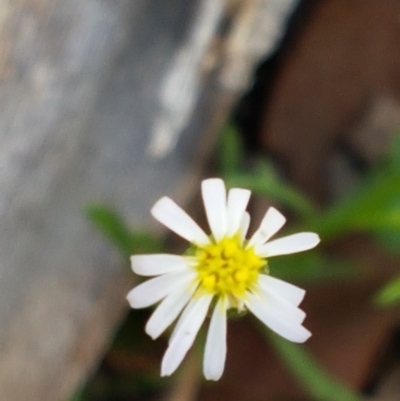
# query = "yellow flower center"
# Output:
<box><xmin>193</xmin><ymin>235</ymin><xmax>266</xmax><ymax>299</ymax></box>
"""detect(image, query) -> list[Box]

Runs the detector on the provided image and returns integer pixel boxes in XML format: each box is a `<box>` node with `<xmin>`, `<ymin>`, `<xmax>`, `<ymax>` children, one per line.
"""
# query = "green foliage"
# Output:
<box><xmin>387</xmin><ymin>131</ymin><xmax>400</xmax><ymax>172</ymax></box>
<box><xmin>309</xmin><ymin>134</ymin><xmax>400</xmax><ymax>243</ymax></box>
<box><xmin>85</xmin><ymin>204</ymin><xmax>161</xmax><ymax>258</ymax></box>
<box><xmin>270</xmin><ymin>251</ymin><xmax>358</xmax><ymax>284</ymax></box>
<box><xmin>266</xmin><ymin>330</ymin><xmax>362</xmax><ymax>401</ymax></box>
<box><xmin>225</xmin><ymin>161</ymin><xmax>316</xmax><ymax>219</ymax></box>
<box><xmin>220</xmin><ymin>124</ymin><xmax>400</xmax><ymax>397</ymax></box>
<box><xmin>219</xmin><ymin>123</ymin><xmax>243</xmax><ymax>177</ymax></box>
<box><xmin>81</xmin><ymin>126</ymin><xmax>400</xmax><ymax>400</ymax></box>
<box><xmin>219</xmin><ymin>124</ymin><xmax>316</xmax><ymax>219</ymax></box>
<box><xmin>374</xmin><ymin>275</ymin><xmax>400</xmax><ymax>307</ymax></box>
<box><xmin>310</xmin><ymin>169</ymin><xmax>400</xmax><ymax>241</ymax></box>
<box><xmin>73</xmin><ymin>208</ymin><xmax>164</xmax><ymax>401</ymax></box>
<box><xmin>220</xmin><ymin>124</ymin><xmax>400</xmax><ymax>254</ymax></box>
<box><xmin>68</xmin><ymin>386</ymin><xmax>85</xmax><ymax>401</ymax></box>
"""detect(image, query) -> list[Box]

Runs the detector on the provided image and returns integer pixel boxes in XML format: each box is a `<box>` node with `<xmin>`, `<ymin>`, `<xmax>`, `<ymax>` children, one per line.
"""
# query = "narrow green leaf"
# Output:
<box><xmin>225</xmin><ymin>165</ymin><xmax>316</xmax><ymax>219</ymax></box>
<box><xmin>85</xmin><ymin>204</ymin><xmax>161</xmax><ymax>257</ymax></box>
<box><xmin>265</xmin><ymin>330</ymin><xmax>362</xmax><ymax>401</ymax></box>
<box><xmin>218</xmin><ymin>123</ymin><xmax>243</xmax><ymax>176</ymax></box>
<box><xmin>85</xmin><ymin>205</ymin><xmax>134</xmax><ymax>257</ymax></box>
<box><xmin>310</xmin><ymin>170</ymin><xmax>400</xmax><ymax>240</ymax></box>
<box><xmin>218</xmin><ymin>123</ymin><xmax>316</xmax><ymax>219</ymax></box>
<box><xmin>312</xmin><ymin>134</ymin><xmax>400</xmax><ymax>239</ymax></box>
<box><xmin>387</xmin><ymin>133</ymin><xmax>400</xmax><ymax>172</ymax></box>
<box><xmin>375</xmin><ymin>229</ymin><xmax>400</xmax><ymax>254</ymax></box>
<box><xmin>374</xmin><ymin>275</ymin><xmax>400</xmax><ymax>307</ymax></box>
<box><xmin>129</xmin><ymin>231</ymin><xmax>162</xmax><ymax>254</ymax></box>
<box><xmin>373</xmin><ymin>198</ymin><xmax>400</xmax><ymax>253</ymax></box>
<box><xmin>68</xmin><ymin>386</ymin><xmax>86</xmax><ymax>401</ymax></box>
<box><xmin>270</xmin><ymin>252</ymin><xmax>359</xmax><ymax>283</ymax></box>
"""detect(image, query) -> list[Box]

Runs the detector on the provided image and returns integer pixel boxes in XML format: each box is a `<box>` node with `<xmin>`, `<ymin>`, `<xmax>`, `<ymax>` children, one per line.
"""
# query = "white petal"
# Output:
<box><xmin>169</xmin><ymin>287</ymin><xmax>208</xmax><ymax>345</ymax></box>
<box><xmin>201</xmin><ymin>178</ymin><xmax>227</xmax><ymax>241</ymax></box>
<box><xmin>161</xmin><ymin>294</ymin><xmax>213</xmax><ymax>376</ymax></box>
<box><xmin>151</xmin><ymin>197</ymin><xmax>209</xmax><ymax>245</ymax></box>
<box><xmin>239</xmin><ymin>212</ymin><xmax>250</xmax><ymax>244</ymax></box>
<box><xmin>126</xmin><ymin>270</ymin><xmax>196</xmax><ymax>309</ymax></box>
<box><xmin>145</xmin><ymin>284</ymin><xmax>197</xmax><ymax>339</ymax></box>
<box><xmin>258</xmin><ymin>275</ymin><xmax>305</xmax><ymax>306</ymax></box>
<box><xmin>256</xmin><ymin>232</ymin><xmax>320</xmax><ymax>257</ymax></box>
<box><xmin>203</xmin><ymin>297</ymin><xmax>227</xmax><ymax>381</ymax></box>
<box><xmin>246</xmin><ymin>292</ymin><xmax>311</xmax><ymax>343</ymax></box>
<box><xmin>254</xmin><ymin>283</ymin><xmax>306</xmax><ymax>324</ymax></box>
<box><xmin>226</xmin><ymin>188</ymin><xmax>251</xmax><ymax>236</ymax></box>
<box><xmin>248</xmin><ymin>207</ymin><xmax>286</xmax><ymax>248</ymax></box>
<box><xmin>131</xmin><ymin>254</ymin><xmax>188</xmax><ymax>276</ymax></box>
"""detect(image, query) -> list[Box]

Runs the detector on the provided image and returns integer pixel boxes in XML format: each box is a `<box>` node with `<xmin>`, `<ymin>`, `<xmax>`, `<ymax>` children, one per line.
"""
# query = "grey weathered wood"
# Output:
<box><xmin>0</xmin><ymin>0</ymin><xmax>298</xmax><ymax>399</ymax></box>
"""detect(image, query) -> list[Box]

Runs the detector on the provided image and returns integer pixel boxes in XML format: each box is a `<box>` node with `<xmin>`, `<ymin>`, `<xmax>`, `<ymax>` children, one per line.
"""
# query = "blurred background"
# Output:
<box><xmin>1</xmin><ymin>0</ymin><xmax>400</xmax><ymax>400</ymax></box>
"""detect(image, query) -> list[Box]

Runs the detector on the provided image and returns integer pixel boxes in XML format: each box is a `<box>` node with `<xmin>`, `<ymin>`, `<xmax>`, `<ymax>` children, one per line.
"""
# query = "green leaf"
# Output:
<box><xmin>225</xmin><ymin>160</ymin><xmax>316</xmax><ymax>220</ymax></box>
<box><xmin>374</xmin><ymin>275</ymin><xmax>400</xmax><ymax>307</ymax></box>
<box><xmin>269</xmin><ymin>251</ymin><xmax>359</xmax><ymax>284</ymax></box>
<box><xmin>387</xmin><ymin>133</ymin><xmax>400</xmax><ymax>172</ymax></box>
<box><xmin>218</xmin><ymin>123</ymin><xmax>316</xmax><ymax>219</ymax></box>
<box><xmin>372</xmin><ymin>197</ymin><xmax>400</xmax><ymax>253</ymax></box>
<box><xmin>68</xmin><ymin>386</ymin><xmax>86</xmax><ymax>401</ymax></box>
<box><xmin>85</xmin><ymin>204</ymin><xmax>161</xmax><ymax>257</ymax></box>
<box><xmin>218</xmin><ymin>123</ymin><xmax>243</xmax><ymax>176</ymax></box>
<box><xmin>375</xmin><ymin>229</ymin><xmax>400</xmax><ymax>254</ymax></box>
<box><xmin>310</xmin><ymin>170</ymin><xmax>400</xmax><ymax>240</ymax></box>
<box><xmin>265</xmin><ymin>330</ymin><xmax>362</xmax><ymax>401</ymax></box>
<box><xmin>310</xmin><ymin>134</ymin><xmax>400</xmax><ymax>240</ymax></box>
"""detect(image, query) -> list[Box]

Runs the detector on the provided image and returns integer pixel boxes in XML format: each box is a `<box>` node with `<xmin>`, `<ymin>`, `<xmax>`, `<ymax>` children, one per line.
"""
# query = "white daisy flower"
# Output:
<box><xmin>127</xmin><ymin>178</ymin><xmax>320</xmax><ymax>381</ymax></box>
